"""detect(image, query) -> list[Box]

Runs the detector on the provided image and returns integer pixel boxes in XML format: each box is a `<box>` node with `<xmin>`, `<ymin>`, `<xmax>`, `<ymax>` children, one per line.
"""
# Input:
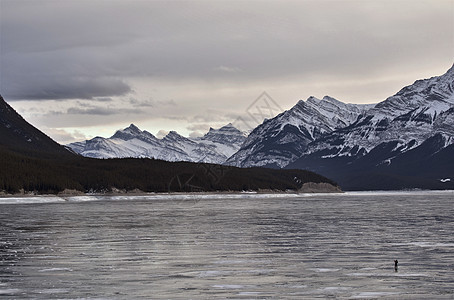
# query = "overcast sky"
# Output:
<box><xmin>1</xmin><ymin>0</ymin><xmax>453</xmax><ymax>143</ymax></box>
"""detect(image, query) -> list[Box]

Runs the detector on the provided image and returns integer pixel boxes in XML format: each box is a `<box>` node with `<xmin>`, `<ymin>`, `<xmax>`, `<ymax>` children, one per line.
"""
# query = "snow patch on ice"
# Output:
<box><xmin>39</xmin><ymin>267</ymin><xmax>73</xmax><ymax>272</ymax></box>
<box><xmin>213</xmin><ymin>284</ymin><xmax>245</xmax><ymax>289</ymax></box>
<box><xmin>351</xmin><ymin>292</ymin><xmax>400</xmax><ymax>298</ymax></box>
<box><xmin>310</xmin><ymin>268</ymin><xmax>340</xmax><ymax>272</ymax></box>
<box><xmin>0</xmin><ymin>289</ymin><xmax>21</xmax><ymax>295</ymax></box>
<box><xmin>0</xmin><ymin>196</ymin><xmax>66</xmax><ymax>204</ymax></box>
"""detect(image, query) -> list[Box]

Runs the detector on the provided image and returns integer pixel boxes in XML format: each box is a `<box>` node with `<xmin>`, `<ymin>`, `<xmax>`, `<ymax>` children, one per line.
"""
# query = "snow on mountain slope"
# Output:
<box><xmin>281</xmin><ymin>65</ymin><xmax>454</xmax><ymax>190</ymax></box>
<box><xmin>199</xmin><ymin>123</ymin><xmax>248</xmax><ymax>158</ymax></box>
<box><xmin>372</xmin><ymin>64</ymin><xmax>454</xmax><ymax>120</ymax></box>
<box><xmin>226</xmin><ymin>96</ymin><xmax>372</xmax><ymax>168</ymax></box>
<box><xmin>304</xmin><ymin>64</ymin><xmax>454</xmax><ymax>158</ymax></box>
<box><xmin>110</xmin><ymin>123</ymin><xmax>161</xmax><ymax>146</ymax></box>
<box><xmin>68</xmin><ymin>123</ymin><xmax>247</xmax><ymax>164</ymax></box>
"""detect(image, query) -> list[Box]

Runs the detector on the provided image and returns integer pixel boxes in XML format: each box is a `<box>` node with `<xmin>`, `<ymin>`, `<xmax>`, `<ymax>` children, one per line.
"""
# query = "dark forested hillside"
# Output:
<box><xmin>0</xmin><ymin>95</ymin><xmax>336</xmax><ymax>194</ymax></box>
<box><xmin>0</xmin><ymin>95</ymin><xmax>71</xmax><ymax>157</ymax></box>
<box><xmin>0</xmin><ymin>148</ymin><xmax>335</xmax><ymax>194</ymax></box>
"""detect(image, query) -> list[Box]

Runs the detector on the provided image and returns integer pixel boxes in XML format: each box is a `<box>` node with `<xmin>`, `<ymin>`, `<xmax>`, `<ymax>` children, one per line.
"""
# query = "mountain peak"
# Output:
<box><xmin>322</xmin><ymin>95</ymin><xmax>342</xmax><ymax>104</ymax></box>
<box><xmin>111</xmin><ymin>123</ymin><xmax>144</xmax><ymax>140</ymax></box>
<box><xmin>126</xmin><ymin>123</ymin><xmax>140</xmax><ymax>132</ymax></box>
<box><xmin>201</xmin><ymin>123</ymin><xmax>247</xmax><ymax>146</ymax></box>
<box><xmin>307</xmin><ymin>96</ymin><xmax>319</xmax><ymax>103</ymax></box>
<box><xmin>165</xmin><ymin>130</ymin><xmax>182</xmax><ymax>138</ymax></box>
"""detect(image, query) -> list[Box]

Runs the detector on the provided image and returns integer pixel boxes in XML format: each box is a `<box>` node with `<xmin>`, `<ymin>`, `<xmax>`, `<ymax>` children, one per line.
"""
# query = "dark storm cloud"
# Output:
<box><xmin>2</xmin><ymin>75</ymin><xmax>132</xmax><ymax>100</ymax></box>
<box><xmin>0</xmin><ymin>0</ymin><xmax>138</xmax><ymax>100</ymax></box>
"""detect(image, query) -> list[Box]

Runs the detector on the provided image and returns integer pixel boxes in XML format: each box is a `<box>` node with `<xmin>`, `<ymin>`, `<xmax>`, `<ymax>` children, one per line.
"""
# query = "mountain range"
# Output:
<box><xmin>67</xmin><ymin>64</ymin><xmax>454</xmax><ymax>190</ymax></box>
<box><xmin>287</xmin><ymin>64</ymin><xmax>454</xmax><ymax>190</ymax></box>
<box><xmin>69</xmin><ymin>123</ymin><xmax>247</xmax><ymax>164</ymax></box>
<box><xmin>1</xmin><ymin>95</ymin><xmax>332</xmax><ymax>194</ymax></box>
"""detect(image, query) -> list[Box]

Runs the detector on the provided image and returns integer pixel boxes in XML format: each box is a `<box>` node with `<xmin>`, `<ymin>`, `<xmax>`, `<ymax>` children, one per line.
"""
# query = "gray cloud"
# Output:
<box><xmin>187</xmin><ymin>124</ymin><xmax>211</xmax><ymax>132</ymax></box>
<box><xmin>94</xmin><ymin>97</ymin><xmax>114</xmax><ymax>102</ymax></box>
<box><xmin>214</xmin><ymin>66</ymin><xmax>243</xmax><ymax>73</ymax></box>
<box><xmin>1</xmin><ymin>0</ymin><xmax>452</xmax><ymax>142</ymax></box>
<box><xmin>156</xmin><ymin>130</ymin><xmax>169</xmax><ymax>139</ymax></box>
<box><xmin>1</xmin><ymin>75</ymin><xmax>132</xmax><ymax>100</ymax></box>
<box><xmin>42</xmin><ymin>127</ymin><xmax>88</xmax><ymax>144</ymax></box>
<box><xmin>128</xmin><ymin>98</ymin><xmax>177</xmax><ymax>108</ymax></box>
<box><xmin>189</xmin><ymin>131</ymin><xmax>204</xmax><ymax>139</ymax></box>
<box><xmin>190</xmin><ymin>110</ymin><xmax>237</xmax><ymax>123</ymax></box>
<box><xmin>67</xmin><ymin>106</ymin><xmax>141</xmax><ymax>116</ymax></box>
<box><xmin>2</xmin><ymin>1</ymin><xmax>452</xmax><ymax>101</ymax></box>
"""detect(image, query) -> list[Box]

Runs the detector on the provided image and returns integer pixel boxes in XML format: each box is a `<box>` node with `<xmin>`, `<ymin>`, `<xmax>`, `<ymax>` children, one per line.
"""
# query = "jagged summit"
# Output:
<box><xmin>202</xmin><ymin>123</ymin><xmax>247</xmax><ymax>146</ymax></box>
<box><xmin>226</xmin><ymin>95</ymin><xmax>371</xmax><ymax>168</ymax></box>
<box><xmin>68</xmin><ymin>123</ymin><xmax>246</xmax><ymax>164</ymax></box>
<box><xmin>164</xmin><ymin>130</ymin><xmax>180</xmax><ymax>137</ymax></box>
<box><xmin>110</xmin><ymin>123</ymin><xmax>159</xmax><ymax>146</ymax></box>
<box><xmin>112</xmin><ymin>124</ymin><xmax>142</xmax><ymax>138</ymax></box>
<box><xmin>208</xmin><ymin>123</ymin><xmax>235</xmax><ymax>131</ymax></box>
<box><xmin>163</xmin><ymin>130</ymin><xmax>193</xmax><ymax>144</ymax></box>
<box><xmin>128</xmin><ymin>123</ymin><xmax>140</xmax><ymax>130</ymax></box>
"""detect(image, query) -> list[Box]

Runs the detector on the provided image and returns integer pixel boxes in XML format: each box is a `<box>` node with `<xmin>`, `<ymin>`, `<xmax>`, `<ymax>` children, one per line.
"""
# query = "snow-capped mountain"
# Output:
<box><xmin>299</xmin><ymin>64</ymin><xmax>454</xmax><ymax>159</ymax></box>
<box><xmin>228</xmin><ymin>64</ymin><xmax>454</xmax><ymax>189</ymax></box>
<box><xmin>291</xmin><ymin>65</ymin><xmax>454</xmax><ymax>189</ymax></box>
<box><xmin>68</xmin><ymin>64</ymin><xmax>454</xmax><ymax>190</ymax></box>
<box><xmin>226</xmin><ymin>95</ymin><xmax>373</xmax><ymax>168</ymax></box>
<box><xmin>68</xmin><ymin>123</ymin><xmax>247</xmax><ymax>164</ymax></box>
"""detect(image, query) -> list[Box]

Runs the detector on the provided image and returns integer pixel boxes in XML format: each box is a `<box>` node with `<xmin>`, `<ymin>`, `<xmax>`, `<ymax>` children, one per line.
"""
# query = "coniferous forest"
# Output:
<box><xmin>0</xmin><ymin>147</ymin><xmax>335</xmax><ymax>194</ymax></box>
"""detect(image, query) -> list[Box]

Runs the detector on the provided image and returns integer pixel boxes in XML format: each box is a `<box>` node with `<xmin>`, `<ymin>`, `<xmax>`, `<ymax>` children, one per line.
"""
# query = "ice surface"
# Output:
<box><xmin>0</xmin><ymin>191</ymin><xmax>453</xmax><ymax>298</ymax></box>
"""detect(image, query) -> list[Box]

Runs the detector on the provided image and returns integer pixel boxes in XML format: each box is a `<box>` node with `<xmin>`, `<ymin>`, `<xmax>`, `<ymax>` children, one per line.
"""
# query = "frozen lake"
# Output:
<box><xmin>1</xmin><ymin>191</ymin><xmax>453</xmax><ymax>299</ymax></box>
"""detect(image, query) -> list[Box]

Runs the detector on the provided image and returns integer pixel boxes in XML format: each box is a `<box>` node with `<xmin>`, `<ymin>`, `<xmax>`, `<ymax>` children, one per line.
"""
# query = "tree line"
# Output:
<box><xmin>0</xmin><ymin>148</ymin><xmax>336</xmax><ymax>194</ymax></box>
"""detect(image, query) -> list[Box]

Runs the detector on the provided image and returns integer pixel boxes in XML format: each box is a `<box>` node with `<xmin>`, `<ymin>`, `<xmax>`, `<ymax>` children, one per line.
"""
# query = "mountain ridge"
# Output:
<box><xmin>68</xmin><ymin>123</ymin><xmax>248</xmax><ymax>164</ymax></box>
<box><xmin>225</xmin><ymin>95</ymin><xmax>373</xmax><ymax>168</ymax></box>
<box><xmin>1</xmin><ymin>95</ymin><xmax>335</xmax><ymax>194</ymax></box>
<box><xmin>286</xmin><ymin>65</ymin><xmax>454</xmax><ymax>189</ymax></box>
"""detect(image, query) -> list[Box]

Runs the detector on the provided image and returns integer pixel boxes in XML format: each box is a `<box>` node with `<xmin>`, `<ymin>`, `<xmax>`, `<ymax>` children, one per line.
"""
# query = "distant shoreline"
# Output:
<box><xmin>0</xmin><ymin>189</ymin><xmax>337</xmax><ymax>199</ymax></box>
<box><xmin>0</xmin><ymin>182</ymin><xmax>343</xmax><ymax>198</ymax></box>
<box><xmin>1</xmin><ymin>188</ymin><xmax>453</xmax><ymax>200</ymax></box>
